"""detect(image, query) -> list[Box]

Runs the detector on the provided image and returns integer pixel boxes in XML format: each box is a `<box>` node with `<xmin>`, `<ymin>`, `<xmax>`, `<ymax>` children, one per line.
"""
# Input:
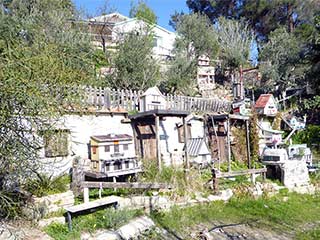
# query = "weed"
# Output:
<box><xmin>24</xmin><ymin>174</ymin><xmax>70</xmax><ymax>197</ymax></box>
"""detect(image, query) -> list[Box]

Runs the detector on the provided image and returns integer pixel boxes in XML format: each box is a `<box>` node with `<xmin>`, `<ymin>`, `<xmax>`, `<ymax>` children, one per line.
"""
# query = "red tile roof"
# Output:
<box><xmin>255</xmin><ymin>94</ymin><xmax>273</xmax><ymax>108</ymax></box>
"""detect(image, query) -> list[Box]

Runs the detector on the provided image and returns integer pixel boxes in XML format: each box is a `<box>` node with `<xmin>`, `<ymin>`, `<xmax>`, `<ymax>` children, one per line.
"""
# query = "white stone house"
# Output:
<box><xmin>87</xmin><ymin>12</ymin><xmax>176</xmax><ymax>61</ymax></box>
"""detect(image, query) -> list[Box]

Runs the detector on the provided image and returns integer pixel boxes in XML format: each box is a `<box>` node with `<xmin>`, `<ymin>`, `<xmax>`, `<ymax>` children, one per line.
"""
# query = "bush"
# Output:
<box><xmin>24</xmin><ymin>174</ymin><xmax>70</xmax><ymax>197</ymax></box>
<box><xmin>45</xmin><ymin>208</ymin><xmax>142</xmax><ymax>240</ymax></box>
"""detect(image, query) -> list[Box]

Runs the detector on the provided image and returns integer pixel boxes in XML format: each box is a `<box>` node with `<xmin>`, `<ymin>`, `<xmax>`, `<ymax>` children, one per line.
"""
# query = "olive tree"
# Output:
<box><xmin>0</xmin><ymin>0</ymin><xmax>96</xmax><ymax>217</ymax></box>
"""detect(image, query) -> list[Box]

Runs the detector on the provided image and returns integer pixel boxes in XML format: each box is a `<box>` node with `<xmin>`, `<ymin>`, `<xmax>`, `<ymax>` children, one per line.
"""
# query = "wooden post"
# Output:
<box><xmin>227</xmin><ymin>118</ymin><xmax>231</xmax><ymax>172</ymax></box>
<box><xmin>183</xmin><ymin>117</ymin><xmax>189</xmax><ymax>171</ymax></box>
<box><xmin>245</xmin><ymin>120</ymin><xmax>251</xmax><ymax>169</ymax></box>
<box><xmin>211</xmin><ymin>116</ymin><xmax>221</xmax><ymax>170</ymax></box>
<box><xmin>155</xmin><ymin>115</ymin><xmax>161</xmax><ymax>171</ymax></box>
<box><xmin>183</xmin><ymin>117</ymin><xmax>190</xmax><ymax>184</ymax></box>
<box><xmin>99</xmin><ymin>182</ymin><xmax>102</xmax><ymax>199</ymax></box>
<box><xmin>67</xmin><ymin>212</ymin><xmax>72</xmax><ymax>231</ymax></box>
<box><xmin>212</xmin><ymin>168</ymin><xmax>219</xmax><ymax>192</ymax></box>
<box><xmin>83</xmin><ymin>187</ymin><xmax>89</xmax><ymax>203</ymax></box>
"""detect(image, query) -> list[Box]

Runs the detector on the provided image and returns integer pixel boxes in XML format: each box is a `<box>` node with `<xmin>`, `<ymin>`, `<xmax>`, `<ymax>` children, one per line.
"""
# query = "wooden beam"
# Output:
<box><xmin>227</xmin><ymin>119</ymin><xmax>231</xmax><ymax>172</ymax></box>
<box><xmin>245</xmin><ymin>120</ymin><xmax>251</xmax><ymax>169</ymax></box>
<box><xmin>215</xmin><ymin>168</ymin><xmax>267</xmax><ymax>178</ymax></box>
<box><xmin>155</xmin><ymin>115</ymin><xmax>161</xmax><ymax>171</ymax></box>
<box><xmin>83</xmin><ymin>187</ymin><xmax>89</xmax><ymax>203</ymax></box>
<box><xmin>82</xmin><ymin>181</ymin><xmax>172</xmax><ymax>189</ymax></box>
<box><xmin>183</xmin><ymin>117</ymin><xmax>189</xmax><ymax>170</ymax></box>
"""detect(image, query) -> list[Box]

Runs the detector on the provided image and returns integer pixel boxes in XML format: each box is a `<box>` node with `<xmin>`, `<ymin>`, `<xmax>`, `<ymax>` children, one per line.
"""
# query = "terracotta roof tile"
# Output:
<box><xmin>255</xmin><ymin>94</ymin><xmax>272</xmax><ymax>108</ymax></box>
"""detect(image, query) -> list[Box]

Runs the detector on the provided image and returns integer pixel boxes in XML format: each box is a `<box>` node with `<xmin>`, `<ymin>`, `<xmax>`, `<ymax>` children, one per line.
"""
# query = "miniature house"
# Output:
<box><xmin>232</xmin><ymin>98</ymin><xmax>251</xmax><ymax>116</ymax></box>
<box><xmin>255</xmin><ymin>94</ymin><xmax>278</xmax><ymax>116</ymax></box>
<box><xmin>90</xmin><ymin>134</ymin><xmax>141</xmax><ymax>178</ymax></box>
<box><xmin>186</xmin><ymin>138</ymin><xmax>212</xmax><ymax>167</ymax></box>
<box><xmin>139</xmin><ymin>86</ymin><xmax>166</xmax><ymax>112</ymax></box>
<box><xmin>286</xmin><ymin>115</ymin><xmax>306</xmax><ymax>130</ymax></box>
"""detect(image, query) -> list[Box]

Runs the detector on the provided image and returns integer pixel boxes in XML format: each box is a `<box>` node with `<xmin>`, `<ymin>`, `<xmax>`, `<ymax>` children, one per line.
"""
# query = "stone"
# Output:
<box><xmin>81</xmin><ymin>230</ymin><xmax>121</xmax><ymax>240</ymax></box>
<box><xmin>116</xmin><ymin>216</ymin><xmax>155</xmax><ymax>240</ymax></box>
<box><xmin>38</xmin><ymin>217</ymin><xmax>66</xmax><ymax>228</ymax></box>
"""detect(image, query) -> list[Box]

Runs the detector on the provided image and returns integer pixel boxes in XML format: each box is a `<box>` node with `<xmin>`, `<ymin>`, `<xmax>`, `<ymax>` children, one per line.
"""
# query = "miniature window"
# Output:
<box><xmin>114</xmin><ymin>161</ymin><xmax>122</xmax><ymax>170</ymax></box>
<box><xmin>43</xmin><ymin>130</ymin><xmax>69</xmax><ymax>157</ymax></box>
<box><xmin>92</xmin><ymin>146</ymin><xmax>97</xmax><ymax>155</ymax></box>
<box><xmin>123</xmin><ymin>144</ymin><xmax>128</xmax><ymax>151</ymax></box>
<box><xmin>105</xmin><ymin>163</ymin><xmax>111</xmax><ymax>172</ymax></box>
<box><xmin>114</xmin><ymin>145</ymin><xmax>119</xmax><ymax>153</ymax></box>
<box><xmin>125</xmin><ymin>161</ymin><xmax>130</xmax><ymax>168</ymax></box>
<box><xmin>104</xmin><ymin>145</ymin><xmax>110</xmax><ymax>152</ymax></box>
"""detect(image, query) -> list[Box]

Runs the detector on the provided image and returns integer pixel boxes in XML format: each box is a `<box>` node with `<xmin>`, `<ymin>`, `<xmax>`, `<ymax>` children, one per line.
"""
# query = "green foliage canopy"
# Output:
<box><xmin>129</xmin><ymin>0</ymin><xmax>157</xmax><ymax>25</ymax></box>
<box><xmin>106</xmin><ymin>29</ymin><xmax>160</xmax><ymax>90</ymax></box>
<box><xmin>0</xmin><ymin>0</ymin><xmax>96</xmax><ymax>217</ymax></box>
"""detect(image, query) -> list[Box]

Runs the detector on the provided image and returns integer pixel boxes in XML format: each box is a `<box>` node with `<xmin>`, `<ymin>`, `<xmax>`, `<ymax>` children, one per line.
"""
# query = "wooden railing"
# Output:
<box><xmin>83</xmin><ymin>86</ymin><xmax>231</xmax><ymax>113</ymax></box>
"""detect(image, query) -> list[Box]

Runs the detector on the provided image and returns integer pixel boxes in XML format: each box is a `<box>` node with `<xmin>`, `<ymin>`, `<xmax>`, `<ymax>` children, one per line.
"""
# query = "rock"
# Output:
<box><xmin>116</xmin><ymin>216</ymin><xmax>155</xmax><ymax>240</ymax></box>
<box><xmin>290</xmin><ymin>184</ymin><xmax>315</xmax><ymax>194</ymax></box>
<box><xmin>38</xmin><ymin>217</ymin><xmax>66</xmax><ymax>228</ymax></box>
<box><xmin>220</xmin><ymin>189</ymin><xmax>233</xmax><ymax>201</ymax></box>
<box><xmin>81</xmin><ymin>230</ymin><xmax>120</xmax><ymax>240</ymax></box>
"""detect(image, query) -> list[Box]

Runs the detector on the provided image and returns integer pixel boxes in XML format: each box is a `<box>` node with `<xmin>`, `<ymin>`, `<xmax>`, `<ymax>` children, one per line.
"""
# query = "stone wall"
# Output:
<box><xmin>282</xmin><ymin>160</ymin><xmax>310</xmax><ymax>188</ymax></box>
<box><xmin>34</xmin><ymin>190</ymin><xmax>75</xmax><ymax>213</ymax></box>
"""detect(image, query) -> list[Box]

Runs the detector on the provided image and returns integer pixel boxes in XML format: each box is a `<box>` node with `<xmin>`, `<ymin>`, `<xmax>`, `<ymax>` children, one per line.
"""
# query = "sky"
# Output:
<box><xmin>73</xmin><ymin>0</ymin><xmax>189</xmax><ymax>31</ymax></box>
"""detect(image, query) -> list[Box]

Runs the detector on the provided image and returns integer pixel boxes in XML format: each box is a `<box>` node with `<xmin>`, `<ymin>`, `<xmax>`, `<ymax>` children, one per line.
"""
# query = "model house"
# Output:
<box><xmin>139</xmin><ymin>86</ymin><xmax>166</xmax><ymax>112</ymax></box>
<box><xmin>90</xmin><ymin>134</ymin><xmax>141</xmax><ymax>179</ymax></box>
<box><xmin>254</xmin><ymin>94</ymin><xmax>278</xmax><ymax>116</ymax></box>
<box><xmin>186</xmin><ymin>138</ymin><xmax>212</xmax><ymax>167</ymax></box>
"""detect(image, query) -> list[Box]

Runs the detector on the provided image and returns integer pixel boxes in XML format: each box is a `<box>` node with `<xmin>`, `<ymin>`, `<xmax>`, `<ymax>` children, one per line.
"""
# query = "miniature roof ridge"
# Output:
<box><xmin>254</xmin><ymin>94</ymin><xmax>274</xmax><ymax>108</ymax></box>
<box><xmin>91</xmin><ymin>134</ymin><xmax>132</xmax><ymax>142</ymax></box>
<box><xmin>141</xmin><ymin>86</ymin><xmax>165</xmax><ymax>97</ymax></box>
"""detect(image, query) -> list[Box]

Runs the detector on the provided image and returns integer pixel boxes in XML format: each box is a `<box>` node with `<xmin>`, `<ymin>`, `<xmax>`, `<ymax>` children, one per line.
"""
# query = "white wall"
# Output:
<box><xmin>112</xmin><ymin>19</ymin><xmax>176</xmax><ymax>58</ymax></box>
<box><xmin>158</xmin><ymin>117</ymin><xmax>206</xmax><ymax>166</ymax></box>
<box><xmin>39</xmin><ymin>114</ymin><xmax>132</xmax><ymax>176</ymax></box>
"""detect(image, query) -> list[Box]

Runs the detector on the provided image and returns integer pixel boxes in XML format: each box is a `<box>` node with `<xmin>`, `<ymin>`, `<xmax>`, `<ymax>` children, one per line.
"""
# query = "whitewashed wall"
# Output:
<box><xmin>158</xmin><ymin>117</ymin><xmax>206</xmax><ymax>166</ymax></box>
<box><xmin>39</xmin><ymin>113</ymin><xmax>132</xmax><ymax>176</ymax></box>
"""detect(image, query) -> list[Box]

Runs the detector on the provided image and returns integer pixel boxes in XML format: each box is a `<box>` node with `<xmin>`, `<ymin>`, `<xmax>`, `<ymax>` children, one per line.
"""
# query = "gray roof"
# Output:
<box><xmin>186</xmin><ymin>138</ymin><xmax>210</xmax><ymax>156</ymax></box>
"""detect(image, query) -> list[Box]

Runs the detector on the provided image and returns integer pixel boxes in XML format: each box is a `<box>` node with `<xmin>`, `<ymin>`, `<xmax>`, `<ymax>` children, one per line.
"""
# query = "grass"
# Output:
<box><xmin>139</xmin><ymin>159</ymin><xmax>210</xmax><ymax>197</ymax></box>
<box><xmin>297</xmin><ymin>227</ymin><xmax>320</xmax><ymax>240</ymax></box>
<box><xmin>45</xmin><ymin>208</ymin><xmax>142</xmax><ymax>240</ymax></box>
<box><xmin>151</xmin><ymin>192</ymin><xmax>320</xmax><ymax>239</ymax></box>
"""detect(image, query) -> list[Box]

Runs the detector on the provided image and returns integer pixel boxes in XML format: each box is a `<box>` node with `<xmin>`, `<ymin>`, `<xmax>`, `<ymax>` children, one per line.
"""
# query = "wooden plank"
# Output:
<box><xmin>216</xmin><ymin>168</ymin><xmax>267</xmax><ymax>178</ymax></box>
<box><xmin>82</xmin><ymin>181</ymin><xmax>171</xmax><ymax>189</ymax></box>
<box><xmin>65</xmin><ymin>196</ymin><xmax>119</xmax><ymax>213</ymax></box>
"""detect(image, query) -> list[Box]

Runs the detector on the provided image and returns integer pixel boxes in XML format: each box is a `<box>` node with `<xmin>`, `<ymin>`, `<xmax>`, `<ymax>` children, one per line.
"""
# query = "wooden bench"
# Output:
<box><xmin>64</xmin><ymin>196</ymin><xmax>119</xmax><ymax>231</ymax></box>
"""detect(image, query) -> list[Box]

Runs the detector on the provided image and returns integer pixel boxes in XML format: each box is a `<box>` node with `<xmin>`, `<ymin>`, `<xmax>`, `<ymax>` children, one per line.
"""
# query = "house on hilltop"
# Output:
<box><xmin>85</xmin><ymin>12</ymin><xmax>176</xmax><ymax>61</ymax></box>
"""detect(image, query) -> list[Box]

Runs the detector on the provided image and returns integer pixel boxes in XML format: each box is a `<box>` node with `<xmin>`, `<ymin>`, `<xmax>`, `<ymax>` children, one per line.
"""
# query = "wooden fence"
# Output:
<box><xmin>83</xmin><ymin>86</ymin><xmax>231</xmax><ymax>113</ymax></box>
<box><xmin>212</xmin><ymin>168</ymin><xmax>267</xmax><ymax>192</ymax></box>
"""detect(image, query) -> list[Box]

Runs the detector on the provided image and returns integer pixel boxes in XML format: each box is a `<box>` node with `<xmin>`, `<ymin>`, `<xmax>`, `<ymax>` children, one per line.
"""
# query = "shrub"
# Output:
<box><xmin>24</xmin><ymin>174</ymin><xmax>70</xmax><ymax>197</ymax></box>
